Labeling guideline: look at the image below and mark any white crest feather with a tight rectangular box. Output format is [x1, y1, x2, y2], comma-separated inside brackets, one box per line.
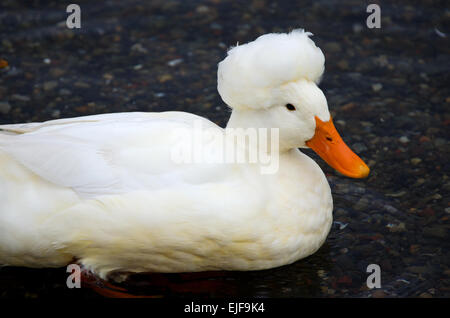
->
[217, 29, 325, 110]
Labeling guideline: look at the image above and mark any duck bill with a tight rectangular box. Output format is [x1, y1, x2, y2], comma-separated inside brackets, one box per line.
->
[306, 116, 370, 178]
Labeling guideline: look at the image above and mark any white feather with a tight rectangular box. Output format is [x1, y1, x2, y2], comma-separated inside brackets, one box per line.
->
[0, 30, 334, 278]
[218, 29, 325, 110]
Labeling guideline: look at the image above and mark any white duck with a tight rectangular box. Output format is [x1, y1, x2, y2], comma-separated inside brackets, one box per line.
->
[0, 30, 369, 281]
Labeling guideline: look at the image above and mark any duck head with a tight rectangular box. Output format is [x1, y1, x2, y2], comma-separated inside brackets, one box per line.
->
[218, 29, 369, 178]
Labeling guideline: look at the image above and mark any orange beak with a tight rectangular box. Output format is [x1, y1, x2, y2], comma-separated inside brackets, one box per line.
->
[306, 116, 370, 178]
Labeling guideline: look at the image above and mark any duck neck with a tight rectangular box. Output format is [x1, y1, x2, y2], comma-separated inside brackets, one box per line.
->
[226, 109, 252, 130]
[226, 109, 290, 155]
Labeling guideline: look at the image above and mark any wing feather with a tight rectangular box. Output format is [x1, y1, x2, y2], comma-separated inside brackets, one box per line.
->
[0, 112, 229, 198]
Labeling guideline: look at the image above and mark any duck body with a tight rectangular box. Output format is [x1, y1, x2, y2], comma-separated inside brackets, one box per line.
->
[0, 111, 332, 278]
[0, 30, 369, 280]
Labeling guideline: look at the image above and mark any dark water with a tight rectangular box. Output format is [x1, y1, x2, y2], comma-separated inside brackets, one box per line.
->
[0, 0, 448, 298]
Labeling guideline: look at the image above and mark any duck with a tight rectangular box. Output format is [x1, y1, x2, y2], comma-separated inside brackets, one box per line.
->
[0, 29, 369, 282]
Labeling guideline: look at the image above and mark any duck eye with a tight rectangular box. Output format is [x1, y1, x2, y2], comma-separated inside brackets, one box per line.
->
[285, 104, 296, 111]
